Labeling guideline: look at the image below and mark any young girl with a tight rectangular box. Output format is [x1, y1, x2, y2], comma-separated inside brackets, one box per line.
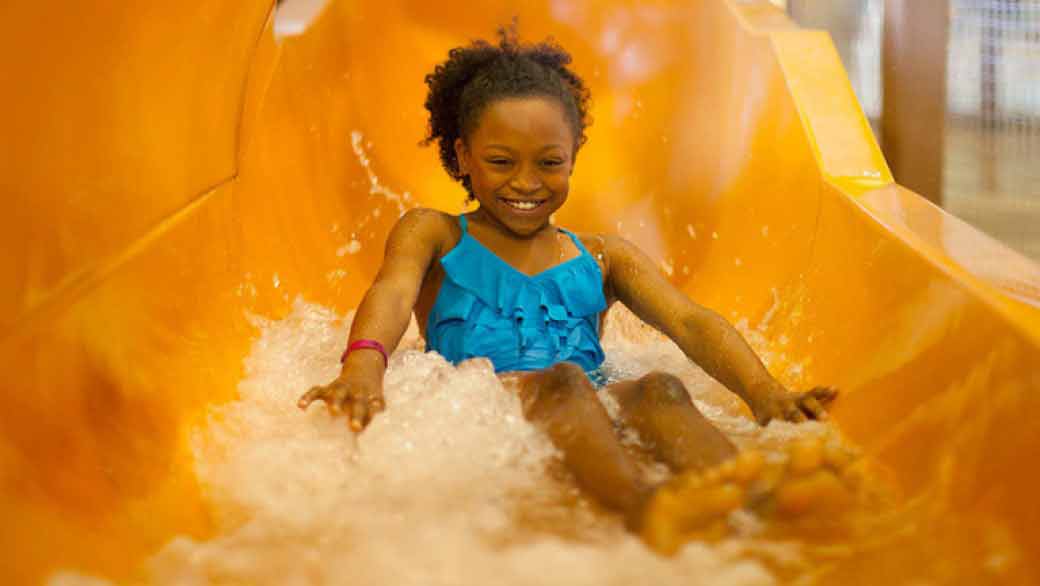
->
[299, 29, 843, 553]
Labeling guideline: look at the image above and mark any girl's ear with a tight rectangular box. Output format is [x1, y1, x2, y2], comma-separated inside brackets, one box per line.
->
[454, 138, 469, 175]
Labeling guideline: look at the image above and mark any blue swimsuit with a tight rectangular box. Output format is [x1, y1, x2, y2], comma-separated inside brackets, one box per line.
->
[425, 215, 608, 379]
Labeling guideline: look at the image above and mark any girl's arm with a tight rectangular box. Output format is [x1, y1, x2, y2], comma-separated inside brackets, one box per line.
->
[602, 235, 835, 425]
[298, 208, 443, 429]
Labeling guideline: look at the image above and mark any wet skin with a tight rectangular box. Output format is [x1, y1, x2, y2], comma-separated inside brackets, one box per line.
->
[298, 96, 840, 544]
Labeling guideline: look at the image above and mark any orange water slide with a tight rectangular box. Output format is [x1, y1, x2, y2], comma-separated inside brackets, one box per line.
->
[2, 1, 1039, 583]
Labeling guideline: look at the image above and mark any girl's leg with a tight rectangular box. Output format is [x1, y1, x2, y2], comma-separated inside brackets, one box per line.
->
[606, 371, 737, 472]
[514, 362, 651, 521]
[606, 372, 863, 555]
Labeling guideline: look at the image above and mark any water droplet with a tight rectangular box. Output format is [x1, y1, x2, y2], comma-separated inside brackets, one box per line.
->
[337, 240, 362, 257]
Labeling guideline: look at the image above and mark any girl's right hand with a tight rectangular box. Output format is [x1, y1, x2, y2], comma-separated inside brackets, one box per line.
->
[297, 375, 385, 431]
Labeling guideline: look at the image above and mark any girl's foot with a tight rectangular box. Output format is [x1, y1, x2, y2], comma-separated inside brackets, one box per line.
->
[639, 438, 860, 555]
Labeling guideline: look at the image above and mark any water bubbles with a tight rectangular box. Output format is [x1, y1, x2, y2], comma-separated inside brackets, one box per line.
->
[336, 240, 361, 257]
[235, 282, 258, 298]
[325, 269, 348, 284]
[660, 258, 674, 276]
[54, 301, 846, 586]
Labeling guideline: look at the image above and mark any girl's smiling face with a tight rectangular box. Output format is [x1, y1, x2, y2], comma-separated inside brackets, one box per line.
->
[455, 97, 576, 237]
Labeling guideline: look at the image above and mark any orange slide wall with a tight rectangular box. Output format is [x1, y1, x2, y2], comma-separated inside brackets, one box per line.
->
[2, 0, 1039, 583]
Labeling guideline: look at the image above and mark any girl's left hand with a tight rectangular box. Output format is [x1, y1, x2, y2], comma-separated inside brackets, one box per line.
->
[748, 382, 838, 425]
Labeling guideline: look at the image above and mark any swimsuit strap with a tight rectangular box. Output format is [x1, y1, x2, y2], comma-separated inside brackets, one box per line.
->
[558, 227, 593, 258]
[458, 214, 468, 233]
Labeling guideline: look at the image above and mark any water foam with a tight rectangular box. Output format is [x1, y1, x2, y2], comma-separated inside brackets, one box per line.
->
[53, 298, 849, 586]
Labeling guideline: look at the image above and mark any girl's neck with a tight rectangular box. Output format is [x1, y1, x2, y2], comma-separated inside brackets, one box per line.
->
[468, 208, 556, 242]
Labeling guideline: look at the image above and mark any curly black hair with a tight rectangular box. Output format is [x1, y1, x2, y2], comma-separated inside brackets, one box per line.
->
[421, 24, 592, 198]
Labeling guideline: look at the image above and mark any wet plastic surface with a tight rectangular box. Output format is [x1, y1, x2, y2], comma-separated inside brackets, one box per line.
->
[2, 0, 1039, 583]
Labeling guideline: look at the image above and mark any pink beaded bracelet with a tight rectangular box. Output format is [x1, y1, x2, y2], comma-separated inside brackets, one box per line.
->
[340, 339, 389, 367]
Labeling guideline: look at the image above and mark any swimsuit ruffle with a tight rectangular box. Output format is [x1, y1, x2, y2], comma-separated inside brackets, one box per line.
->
[430, 234, 607, 373]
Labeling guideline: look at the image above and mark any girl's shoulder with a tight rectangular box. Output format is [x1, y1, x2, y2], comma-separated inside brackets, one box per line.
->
[392, 207, 464, 254]
[561, 230, 611, 275]
[567, 231, 628, 261]
[566, 232, 653, 278]
[568, 231, 606, 256]
[397, 206, 455, 226]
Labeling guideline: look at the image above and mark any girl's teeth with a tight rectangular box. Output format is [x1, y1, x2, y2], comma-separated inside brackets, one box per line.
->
[505, 200, 540, 210]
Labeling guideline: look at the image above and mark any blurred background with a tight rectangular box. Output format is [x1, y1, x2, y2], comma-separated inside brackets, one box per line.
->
[783, 0, 1039, 260]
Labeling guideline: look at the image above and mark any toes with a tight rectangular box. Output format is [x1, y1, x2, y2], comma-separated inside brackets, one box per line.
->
[641, 462, 753, 555]
[731, 451, 765, 484]
[764, 438, 861, 518]
[701, 466, 723, 486]
[700, 483, 744, 515]
[731, 451, 765, 483]
[643, 439, 866, 554]
[717, 458, 738, 480]
[774, 470, 855, 517]
[677, 451, 765, 492]
[641, 499, 682, 556]
[822, 442, 857, 470]
[787, 438, 824, 476]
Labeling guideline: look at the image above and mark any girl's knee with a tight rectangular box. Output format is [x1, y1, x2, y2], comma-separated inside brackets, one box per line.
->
[523, 362, 594, 410]
[638, 371, 692, 406]
[543, 361, 590, 389]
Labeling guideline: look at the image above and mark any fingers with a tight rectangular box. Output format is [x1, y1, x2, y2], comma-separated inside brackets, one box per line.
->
[799, 387, 838, 421]
[368, 395, 386, 413]
[809, 386, 839, 405]
[297, 386, 325, 410]
[786, 387, 838, 422]
[297, 384, 354, 419]
[351, 396, 386, 431]
[299, 379, 385, 431]
[758, 386, 838, 425]
[784, 406, 808, 423]
[799, 396, 827, 420]
[349, 400, 369, 431]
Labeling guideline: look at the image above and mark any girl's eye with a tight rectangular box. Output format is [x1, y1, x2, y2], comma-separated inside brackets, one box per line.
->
[541, 159, 564, 168]
[487, 158, 512, 166]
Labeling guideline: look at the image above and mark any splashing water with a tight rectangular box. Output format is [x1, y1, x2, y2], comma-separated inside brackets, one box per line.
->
[52, 298, 857, 586]
[350, 130, 410, 218]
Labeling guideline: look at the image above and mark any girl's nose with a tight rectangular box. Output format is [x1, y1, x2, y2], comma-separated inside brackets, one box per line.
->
[509, 165, 542, 193]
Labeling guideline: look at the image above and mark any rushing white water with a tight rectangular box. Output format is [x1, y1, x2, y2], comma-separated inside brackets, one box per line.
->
[52, 298, 846, 586]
